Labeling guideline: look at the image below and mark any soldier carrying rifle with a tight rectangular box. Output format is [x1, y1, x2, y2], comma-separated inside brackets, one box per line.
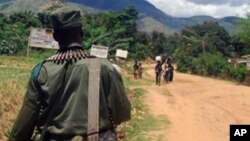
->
[9, 10, 131, 141]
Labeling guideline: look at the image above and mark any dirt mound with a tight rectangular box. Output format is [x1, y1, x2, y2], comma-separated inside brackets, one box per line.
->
[145, 56, 155, 64]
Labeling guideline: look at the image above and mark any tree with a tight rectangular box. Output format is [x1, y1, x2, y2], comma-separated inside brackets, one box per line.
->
[0, 12, 39, 55]
[38, 12, 52, 28]
[9, 11, 40, 27]
[237, 13, 250, 54]
[81, 7, 138, 57]
[182, 27, 209, 55]
[181, 21, 232, 57]
[117, 6, 138, 37]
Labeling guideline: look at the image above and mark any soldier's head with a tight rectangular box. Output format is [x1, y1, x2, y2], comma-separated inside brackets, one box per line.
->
[51, 10, 83, 49]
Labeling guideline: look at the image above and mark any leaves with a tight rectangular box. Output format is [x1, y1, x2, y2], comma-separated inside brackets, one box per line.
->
[181, 21, 232, 57]
[82, 7, 138, 56]
[236, 15, 250, 54]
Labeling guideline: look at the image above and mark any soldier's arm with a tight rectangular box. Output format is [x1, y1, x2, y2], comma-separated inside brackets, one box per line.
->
[107, 66, 131, 125]
[9, 65, 42, 141]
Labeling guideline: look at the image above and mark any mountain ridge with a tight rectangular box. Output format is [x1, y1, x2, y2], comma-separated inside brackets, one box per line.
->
[0, 0, 240, 35]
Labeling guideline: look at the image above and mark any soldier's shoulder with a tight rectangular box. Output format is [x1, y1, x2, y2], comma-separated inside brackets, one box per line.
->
[31, 62, 47, 84]
[100, 59, 115, 70]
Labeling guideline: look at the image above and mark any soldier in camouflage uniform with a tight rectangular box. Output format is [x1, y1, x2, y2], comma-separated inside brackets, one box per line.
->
[9, 10, 131, 141]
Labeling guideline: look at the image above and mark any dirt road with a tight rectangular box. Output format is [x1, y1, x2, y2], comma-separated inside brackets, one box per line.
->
[143, 64, 250, 141]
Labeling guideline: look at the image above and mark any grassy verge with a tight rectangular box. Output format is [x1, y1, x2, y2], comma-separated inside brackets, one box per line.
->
[121, 73, 170, 141]
[0, 55, 43, 140]
[124, 66, 154, 87]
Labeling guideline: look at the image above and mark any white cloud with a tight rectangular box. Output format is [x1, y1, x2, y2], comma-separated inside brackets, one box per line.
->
[147, 0, 249, 18]
[186, 0, 248, 6]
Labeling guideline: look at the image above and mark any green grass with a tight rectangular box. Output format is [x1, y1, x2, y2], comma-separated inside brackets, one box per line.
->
[123, 112, 168, 141]
[123, 76, 154, 89]
[0, 68, 29, 138]
[133, 88, 144, 98]
[0, 55, 42, 139]
[121, 87, 170, 141]
[122, 64, 171, 140]
[127, 66, 134, 74]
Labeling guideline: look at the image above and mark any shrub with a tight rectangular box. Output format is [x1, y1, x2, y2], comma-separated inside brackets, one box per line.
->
[175, 50, 193, 73]
[0, 40, 18, 55]
[176, 52, 248, 82]
[234, 64, 248, 82]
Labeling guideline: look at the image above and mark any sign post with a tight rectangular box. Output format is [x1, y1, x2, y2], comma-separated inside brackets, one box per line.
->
[90, 45, 109, 58]
[27, 28, 59, 60]
[28, 28, 59, 49]
[115, 49, 128, 59]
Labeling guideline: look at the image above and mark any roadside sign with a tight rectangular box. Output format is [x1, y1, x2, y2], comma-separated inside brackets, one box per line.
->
[116, 49, 128, 59]
[90, 45, 109, 58]
[28, 28, 59, 49]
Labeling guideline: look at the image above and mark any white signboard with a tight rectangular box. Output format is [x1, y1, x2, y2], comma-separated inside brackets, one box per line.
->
[90, 45, 109, 58]
[28, 28, 59, 49]
[155, 56, 162, 61]
[247, 62, 250, 70]
[116, 49, 128, 59]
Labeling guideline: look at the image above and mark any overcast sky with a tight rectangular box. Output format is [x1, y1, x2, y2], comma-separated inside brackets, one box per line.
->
[147, 0, 249, 18]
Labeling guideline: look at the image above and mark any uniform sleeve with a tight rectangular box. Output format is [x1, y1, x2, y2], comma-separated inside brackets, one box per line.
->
[9, 67, 42, 141]
[107, 68, 131, 125]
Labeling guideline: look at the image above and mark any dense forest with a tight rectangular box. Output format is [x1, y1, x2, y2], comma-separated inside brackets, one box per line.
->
[0, 6, 249, 81]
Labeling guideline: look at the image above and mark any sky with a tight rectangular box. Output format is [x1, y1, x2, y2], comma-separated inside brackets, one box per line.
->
[147, 0, 250, 18]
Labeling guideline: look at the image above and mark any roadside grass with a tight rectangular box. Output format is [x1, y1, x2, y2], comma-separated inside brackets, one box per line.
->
[0, 67, 30, 139]
[0, 55, 43, 140]
[122, 74, 170, 141]
[123, 76, 153, 87]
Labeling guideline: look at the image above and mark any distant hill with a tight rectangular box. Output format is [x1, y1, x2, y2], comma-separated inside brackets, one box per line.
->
[137, 17, 175, 35]
[0, 0, 240, 35]
[0, 0, 99, 14]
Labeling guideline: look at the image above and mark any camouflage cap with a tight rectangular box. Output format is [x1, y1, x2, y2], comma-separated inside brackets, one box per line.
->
[51, 10, 82, 31]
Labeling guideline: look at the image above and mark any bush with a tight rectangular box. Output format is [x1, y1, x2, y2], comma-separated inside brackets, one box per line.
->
[0, 40, 18, 55]
[175, 50, 193, 73]
[195, 53, 228, 76]
[176, 52, 248, 82]
[222, 64, 248, 82]
[235, 65, 247, 82]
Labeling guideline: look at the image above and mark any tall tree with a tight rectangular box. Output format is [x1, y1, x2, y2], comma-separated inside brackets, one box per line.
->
[181, 21, 232, 57]
[237, 13, 250, 54]
[81, 7, 139, 56]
